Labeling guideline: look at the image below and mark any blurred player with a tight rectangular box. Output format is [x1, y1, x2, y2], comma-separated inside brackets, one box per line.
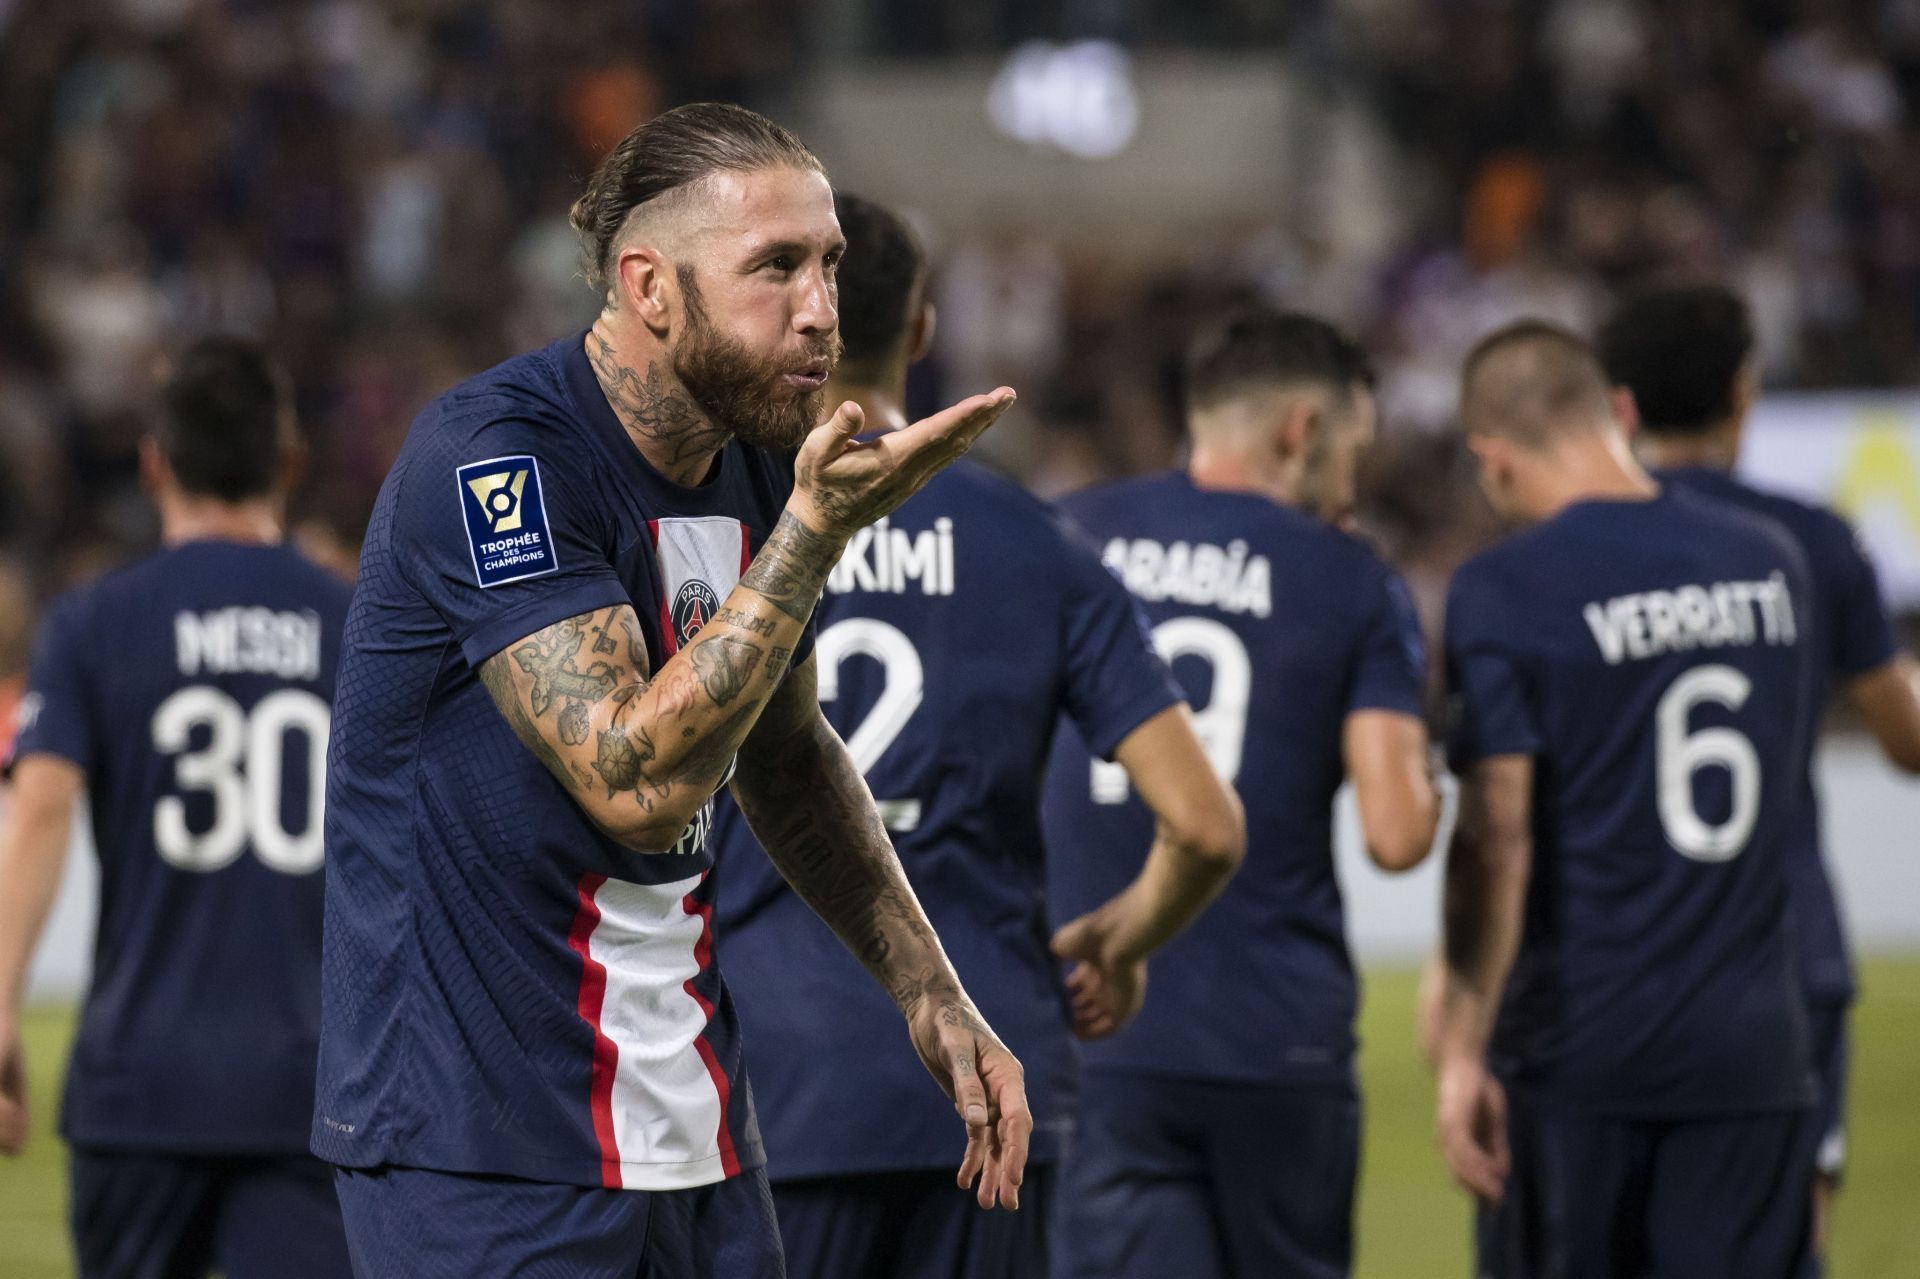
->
[1600, 282, 1920, 1273]
[1438, 321, 1819, 1278]
[710, 193, 1245, 1279]
[313, 105, 1030, 1278]
[0, 339, 353, 1279]
[1043, 310, 1440, 1279]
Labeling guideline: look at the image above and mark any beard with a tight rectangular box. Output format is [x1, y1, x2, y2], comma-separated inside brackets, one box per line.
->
[673, 267, 841, 451]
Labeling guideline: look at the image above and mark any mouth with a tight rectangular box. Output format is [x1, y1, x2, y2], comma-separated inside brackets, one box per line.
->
[781, 360, 829, 391]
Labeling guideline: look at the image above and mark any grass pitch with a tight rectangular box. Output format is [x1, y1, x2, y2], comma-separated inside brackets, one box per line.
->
[4, 960, 1916, 1277]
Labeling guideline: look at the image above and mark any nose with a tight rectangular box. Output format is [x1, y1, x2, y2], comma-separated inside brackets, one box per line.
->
[792, 268, 837, 337]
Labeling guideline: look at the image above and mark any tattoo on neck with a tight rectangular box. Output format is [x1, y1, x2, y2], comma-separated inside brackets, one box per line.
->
[585, 331, 730, 468]
[740, 510, 836, 624]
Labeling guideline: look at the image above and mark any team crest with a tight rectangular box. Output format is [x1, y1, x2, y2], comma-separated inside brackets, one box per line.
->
[672, 580, 721, 647]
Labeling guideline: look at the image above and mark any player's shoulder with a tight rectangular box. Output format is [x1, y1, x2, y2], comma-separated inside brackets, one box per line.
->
[402, 336, 587, 466]
[935, 457, 1066, 527]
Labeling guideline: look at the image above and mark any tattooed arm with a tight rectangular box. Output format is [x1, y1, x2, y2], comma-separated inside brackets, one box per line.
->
[730, 655, 1033, 1211]
[477, 388, 1017, 851]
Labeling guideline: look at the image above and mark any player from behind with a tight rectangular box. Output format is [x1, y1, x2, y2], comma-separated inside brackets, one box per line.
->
[313, 105, 1030, 1278]
[1600, 283, 1920, 1274]
[0, 339, 353, 1279]
[1042, 310, 1440, 1279]
[1437, 322, 1819, 1278]
[710, 193, 1245, 1279]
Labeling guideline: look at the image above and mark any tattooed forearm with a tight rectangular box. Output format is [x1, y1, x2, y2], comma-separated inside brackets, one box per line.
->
[585, 330, 731, 470]
[688, 635, 763, 706]
[592, 723, 659, 797]
[764, 646, 792, 685]
[714, 605, 777, 638]
[739, 511, 838, 624]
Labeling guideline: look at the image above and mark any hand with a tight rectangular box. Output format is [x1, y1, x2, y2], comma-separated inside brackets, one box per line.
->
[904, 983, 1032, 1211]
[1050, 902, 1147, 1040]
[788, 389, 1015, 542]
[0, 1016, 27, 1156]
[1436, 1054, 1509, 1204]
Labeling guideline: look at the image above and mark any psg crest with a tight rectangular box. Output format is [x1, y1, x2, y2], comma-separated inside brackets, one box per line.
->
[672, 580, 721, 647]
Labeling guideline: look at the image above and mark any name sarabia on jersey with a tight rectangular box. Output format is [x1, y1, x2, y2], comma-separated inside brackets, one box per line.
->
[1100, 537, 1273, 619]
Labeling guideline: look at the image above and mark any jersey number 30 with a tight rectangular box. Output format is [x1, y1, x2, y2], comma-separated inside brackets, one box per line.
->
[150, 686, 331, 875]
[1657, 664, 1760, 862]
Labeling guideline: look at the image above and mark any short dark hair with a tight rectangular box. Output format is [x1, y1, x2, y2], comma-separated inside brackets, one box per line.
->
[832, 192, 927, 366]
[1460, 319, 1614, 445]
[570, 102, 824, 291]
[1598, 283, 1754, 436]
[157, 337, 293, 501]
[1184, 309, 1375, 416]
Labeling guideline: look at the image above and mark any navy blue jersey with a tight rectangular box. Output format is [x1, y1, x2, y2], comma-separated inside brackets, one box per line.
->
[1659, 466, 1899, 1004]
[314, 332, 813, 1191]
[9, 541, 351, 1153]
[1445, 489, 1819, 1115]
[711, 460, 1180, 1179]
[1041, 472, 1427, 1087]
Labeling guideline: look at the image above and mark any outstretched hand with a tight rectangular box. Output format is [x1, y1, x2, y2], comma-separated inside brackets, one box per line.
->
[789, 389, 1015, 541]
[904, 982, 1032, 1211]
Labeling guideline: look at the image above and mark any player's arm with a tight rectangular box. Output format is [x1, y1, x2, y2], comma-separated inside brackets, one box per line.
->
[478, 394, 1013, 854]
[0, 754, 83, 1155]
[1434, 752, 1533, 1205]
[1846, 653, 1920, 774]
[1050, 705, 1243, 1039]
[729, 654, 1032, 1211]
[1344, 709, 1441, 872]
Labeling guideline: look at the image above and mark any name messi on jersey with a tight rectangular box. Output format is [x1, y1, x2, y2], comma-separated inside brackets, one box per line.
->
[175, 607, 323, 680]
[1583, 572, 1797, 666]
[1102, 538, 1273, 618]
[827, 516, 956, 597]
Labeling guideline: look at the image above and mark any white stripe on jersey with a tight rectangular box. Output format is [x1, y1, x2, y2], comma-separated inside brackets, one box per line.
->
[653, 516, 750, 655]
[584, 872, 729, 1190]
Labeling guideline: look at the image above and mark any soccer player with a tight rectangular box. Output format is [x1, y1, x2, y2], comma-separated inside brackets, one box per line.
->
[313, 104, 1031, 1277]
[1043, 309, 1440, 1279]
[710, 192, 1245, 1279]
[1600, 282, 1920, 1273]
[1437, 321, 1820, 1278]
[0, 339, 353, 1279]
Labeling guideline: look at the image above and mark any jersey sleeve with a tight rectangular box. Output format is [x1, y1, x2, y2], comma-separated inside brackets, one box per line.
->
[1821, 516, 1900, 679]
[1348, 560, 1427, 718]
[7, 593, 97, 776]
[393, 411, 634, 668]
[1444, 562, 1541, 767]
[1055, 515, 1183, 760]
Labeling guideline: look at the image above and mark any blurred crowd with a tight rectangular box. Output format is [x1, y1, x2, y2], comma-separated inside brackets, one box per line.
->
[2, 0, 1918, 635]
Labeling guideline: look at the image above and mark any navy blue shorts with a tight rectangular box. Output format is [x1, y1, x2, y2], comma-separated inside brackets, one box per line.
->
[1476, 1099, 1816, 1279]
[1056, 1071, 1358, 1279]
[333, 1163, 784, 1279]
[68, 1147, 351, 1279]
[771, 1164, 1054, 1279]
[1807, 1001, 1849, 1182]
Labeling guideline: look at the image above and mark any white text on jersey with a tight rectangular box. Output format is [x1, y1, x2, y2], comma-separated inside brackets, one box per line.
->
[1582, 572, 1797, 665]
[175, 608, 323, 681]
[827, 517, 956, 597]
[1102, 538, 1273, 618]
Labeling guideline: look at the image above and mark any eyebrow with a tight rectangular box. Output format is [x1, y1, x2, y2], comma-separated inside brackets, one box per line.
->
[747, 237, 848, 262]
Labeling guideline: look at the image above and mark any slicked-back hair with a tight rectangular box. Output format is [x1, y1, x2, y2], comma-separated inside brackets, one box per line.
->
[1460, 319, 1615, 446]
[833, 192, 927, 367]
[158, 337, 294, 501]
[1185, 308, 1375, 418]
[570, 102, 824, 291]
[1599, 283, 1754, 437]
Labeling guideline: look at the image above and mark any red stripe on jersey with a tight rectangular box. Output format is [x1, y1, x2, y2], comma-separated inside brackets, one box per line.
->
[738, 523, 753, 575]
[680, 874, 741, 1178]
[566, 872, 623, 1188]
[646, 519, 677, 657]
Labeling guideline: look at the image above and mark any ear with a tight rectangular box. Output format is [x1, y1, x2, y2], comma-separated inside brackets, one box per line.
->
[615, 245, 674, 336]
[138, 437, 169, 498]
[908, 301, 937, 365]
[1273, 400, 1316, 461]
[1610, 385, 1641, 440]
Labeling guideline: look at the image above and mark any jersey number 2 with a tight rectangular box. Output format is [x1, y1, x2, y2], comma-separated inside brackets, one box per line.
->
[1656, 664, 1761, 862]
[816, 618, 925, 832]
[150, 686, 331, 874]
